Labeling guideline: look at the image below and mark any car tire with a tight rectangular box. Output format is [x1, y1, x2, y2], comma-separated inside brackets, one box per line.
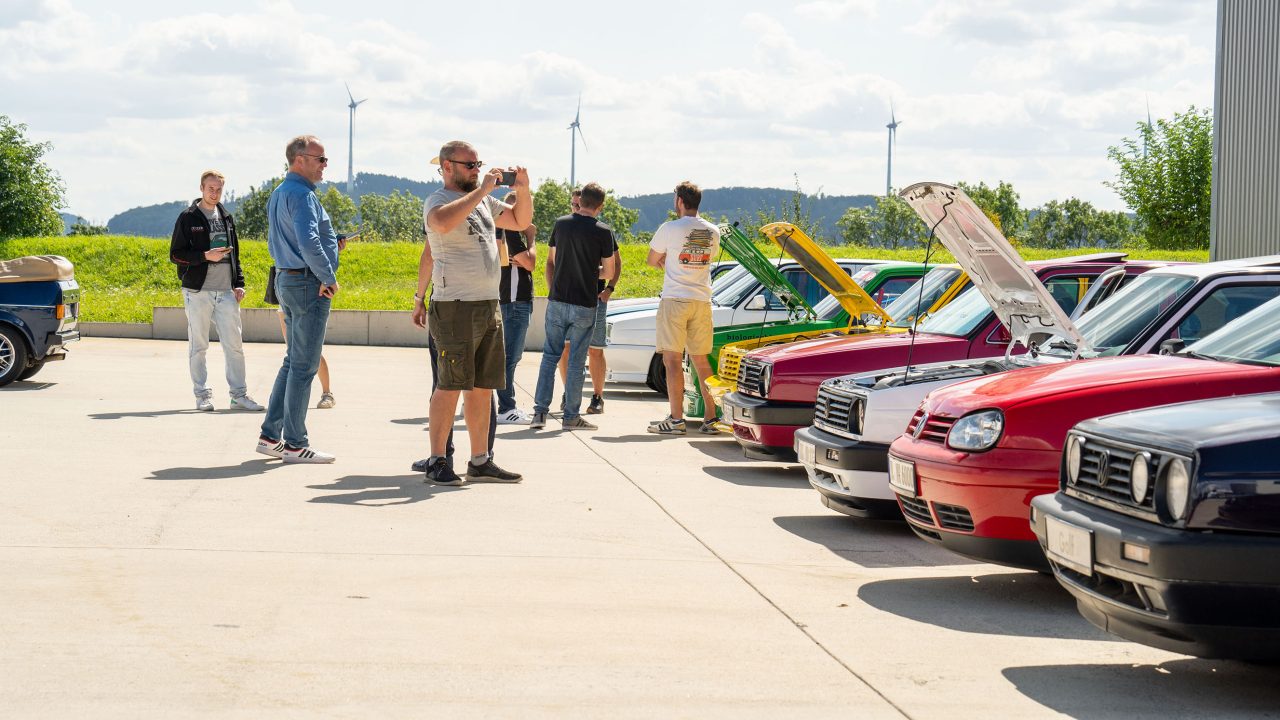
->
[18, 358, 45, 381]
[645, 352, 668, 396]
[0, 325, 30, 387]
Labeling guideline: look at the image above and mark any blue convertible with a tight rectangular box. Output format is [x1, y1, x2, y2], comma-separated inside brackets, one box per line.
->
[0, 255, 81, 386]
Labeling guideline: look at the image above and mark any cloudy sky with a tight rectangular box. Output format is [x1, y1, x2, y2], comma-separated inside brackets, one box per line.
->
[2, 0, 1215, 222]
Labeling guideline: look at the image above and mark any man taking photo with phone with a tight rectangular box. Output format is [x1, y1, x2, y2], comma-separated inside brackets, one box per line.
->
[412, 140, 531, 486]
[169, 169, 263, 413]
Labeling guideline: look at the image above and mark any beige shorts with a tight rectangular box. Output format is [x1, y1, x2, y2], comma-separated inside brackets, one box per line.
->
[656, 298, 713, 356]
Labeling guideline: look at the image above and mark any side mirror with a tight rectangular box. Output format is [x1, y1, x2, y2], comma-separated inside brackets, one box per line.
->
[1159, 338, 1186, 356]
[745, 295, 767, 311]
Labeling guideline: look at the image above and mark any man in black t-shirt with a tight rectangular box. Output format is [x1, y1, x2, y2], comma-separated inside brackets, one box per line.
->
[496, 191, 537, 424]
[530, 182, 616, 431]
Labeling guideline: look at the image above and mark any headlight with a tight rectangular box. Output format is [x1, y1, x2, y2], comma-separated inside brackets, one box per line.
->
[1163, 458, 1192, 520]
[855, 399, 866, 434]
[1130, 452, 1151, 504]
[946, 409, 1004, 452]
[760, 363, 774, 396]
[1065, 435, 1083, 484]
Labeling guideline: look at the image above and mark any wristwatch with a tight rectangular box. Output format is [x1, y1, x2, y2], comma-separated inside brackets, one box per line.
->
[605, 284, 616, 291]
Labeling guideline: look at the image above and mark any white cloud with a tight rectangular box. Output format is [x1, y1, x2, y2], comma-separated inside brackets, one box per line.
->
[795, 0, 877, 21]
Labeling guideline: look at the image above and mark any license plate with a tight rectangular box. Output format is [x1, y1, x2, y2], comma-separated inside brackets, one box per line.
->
[888, 456, 917, 497]
[1045, 515, 1093, 576]
[796, 439, 816, 465]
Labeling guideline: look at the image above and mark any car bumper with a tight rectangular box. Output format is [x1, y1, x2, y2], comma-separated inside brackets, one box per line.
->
[795, 426, 899, 518]
[887, 440, 1061, 570]
[722, 391, 813, 460]
[41, 328, 80, 358]
[1031, 492, 1280, 660]
[604, 342, 653, 384]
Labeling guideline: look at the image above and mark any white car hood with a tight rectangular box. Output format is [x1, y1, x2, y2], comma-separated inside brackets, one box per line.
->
[899, 182, 1091, 355]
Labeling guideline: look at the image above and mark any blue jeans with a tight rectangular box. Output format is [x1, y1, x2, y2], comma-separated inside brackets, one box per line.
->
[497, 301, 533, 413]
[261, 270, 330, 448]
[181, 288, 247, 398]
[534, 300, 595, 420]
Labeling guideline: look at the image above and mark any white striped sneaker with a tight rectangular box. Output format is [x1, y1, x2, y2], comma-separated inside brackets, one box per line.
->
[281, 445, 336, 464]
[256, 437, 287, 458]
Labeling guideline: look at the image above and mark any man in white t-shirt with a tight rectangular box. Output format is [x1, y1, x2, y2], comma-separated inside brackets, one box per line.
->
[410, 140, 531, 486]
[645, 181, 721, 435]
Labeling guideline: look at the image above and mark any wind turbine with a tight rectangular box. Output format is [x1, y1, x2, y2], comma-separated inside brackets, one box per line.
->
[345, 82, 368, 196]
[885, 103, 901, 196]
[568, 95, 587, 188]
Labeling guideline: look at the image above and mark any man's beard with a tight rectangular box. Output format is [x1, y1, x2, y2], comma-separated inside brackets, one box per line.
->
[455, 171, 478, 192]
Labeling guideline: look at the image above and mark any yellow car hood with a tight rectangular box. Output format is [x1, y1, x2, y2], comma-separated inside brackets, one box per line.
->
[759, 222, 890, 325]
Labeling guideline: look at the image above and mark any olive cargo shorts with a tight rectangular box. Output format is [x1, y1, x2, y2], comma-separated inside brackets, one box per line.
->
[428, 299, 506, 390]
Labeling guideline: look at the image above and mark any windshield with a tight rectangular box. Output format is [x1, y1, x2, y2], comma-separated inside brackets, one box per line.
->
[914, 285, 992, 337]
[710, 267, 755, 306]
[885, 268, 965, 328]
[1184, 294, 1280, 366]
[814, 294, 843, 320]
[1046, 274, 1198, 357]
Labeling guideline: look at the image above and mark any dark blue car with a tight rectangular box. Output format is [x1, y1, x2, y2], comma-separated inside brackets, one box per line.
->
[1032, 392, 1280, 660]
[0, 255, 81, 386]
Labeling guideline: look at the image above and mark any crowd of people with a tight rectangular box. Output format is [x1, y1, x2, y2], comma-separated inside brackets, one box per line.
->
[169, 135, 723, 485]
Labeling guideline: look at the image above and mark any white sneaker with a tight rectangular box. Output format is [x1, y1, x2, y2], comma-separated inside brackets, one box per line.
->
[195, 392, 214, 412]
[256, 437, 286, 458]
[230, 395, 265, 412]
[281, 445, 336, 464]
[496, 409, 530, 425]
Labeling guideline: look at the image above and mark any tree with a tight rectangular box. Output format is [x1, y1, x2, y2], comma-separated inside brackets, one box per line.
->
[358, 190, 422, 242]
[531, 179, 640, 243]
[753, 175, 825, 242]
[1024, 198, 1135, 248]
[317, 187, 358, 235]
[68, 220, 108, 236]
[234, 176, 281, 239]
[872, 194, 929, 250]
[836, 206, 873, 245]
[0, 116, 66, 238]
[1106, 106, 1213, 250]
[956, 180, 1027, 240]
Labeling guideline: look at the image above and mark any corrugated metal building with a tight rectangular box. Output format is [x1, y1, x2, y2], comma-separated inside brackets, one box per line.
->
[1211, 0, 1280, 260]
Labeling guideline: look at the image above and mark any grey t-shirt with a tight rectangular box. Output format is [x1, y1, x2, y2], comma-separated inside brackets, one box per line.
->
[201, 205, 233, 291]
[423, 189, 509, 302]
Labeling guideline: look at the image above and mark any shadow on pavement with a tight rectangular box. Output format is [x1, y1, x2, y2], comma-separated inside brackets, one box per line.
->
[1003, 659, 1280, 718]
[91, 408, 204, 420]
[602, 389, 660, 402]
[688, 439, 748, 462]
[857, 572, 1116, 640]
[149, 458, 282, 480]
[774, 514, 974, 569]
[389, 417, 427, 426]
[307, 473, 463, 506]
[703, 465, 807, 488]
[593, 434, 670, 444]
[2, 381, 57, 391]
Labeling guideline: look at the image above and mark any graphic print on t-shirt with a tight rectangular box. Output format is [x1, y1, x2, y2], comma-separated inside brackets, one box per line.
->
[678, 227, 715, 266]
[207, 208, 229, 251]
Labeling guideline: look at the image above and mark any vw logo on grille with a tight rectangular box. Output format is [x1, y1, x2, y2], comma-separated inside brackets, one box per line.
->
[913, 413, 929, 438]
[1096, 450, 1111, 487]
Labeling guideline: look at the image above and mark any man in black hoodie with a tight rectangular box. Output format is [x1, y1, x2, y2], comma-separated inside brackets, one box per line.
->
[169, 170, 263, 412]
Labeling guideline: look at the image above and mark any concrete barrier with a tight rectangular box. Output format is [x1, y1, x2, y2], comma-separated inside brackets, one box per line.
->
[80, 297, 554, 350]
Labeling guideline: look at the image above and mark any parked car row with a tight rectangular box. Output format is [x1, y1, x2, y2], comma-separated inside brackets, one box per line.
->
[604, 182, 1280, 662]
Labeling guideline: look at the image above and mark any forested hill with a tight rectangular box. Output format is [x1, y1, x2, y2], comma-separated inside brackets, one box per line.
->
[101, 173, 875, 239]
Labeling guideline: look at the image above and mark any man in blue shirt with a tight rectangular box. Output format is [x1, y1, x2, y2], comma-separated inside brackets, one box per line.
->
[256, 135, 342, 463]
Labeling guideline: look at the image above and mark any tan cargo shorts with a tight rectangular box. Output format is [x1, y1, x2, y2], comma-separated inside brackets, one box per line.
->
[428, 299, 506, 390]
[655, 298, 713, 356]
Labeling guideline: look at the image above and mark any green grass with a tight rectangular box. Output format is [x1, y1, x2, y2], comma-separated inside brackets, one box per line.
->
[1, 236, 1209, 323]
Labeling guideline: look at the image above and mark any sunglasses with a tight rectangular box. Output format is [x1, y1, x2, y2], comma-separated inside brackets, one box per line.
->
[446, 159, 484, 170]
[300, 153, 329, 164]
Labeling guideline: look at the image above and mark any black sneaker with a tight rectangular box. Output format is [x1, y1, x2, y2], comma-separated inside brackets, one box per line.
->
[586, 394, 604, 414]
[424, 457, 465, 486]
[466, 459, 523, 483]
[529, 411, 548, 429]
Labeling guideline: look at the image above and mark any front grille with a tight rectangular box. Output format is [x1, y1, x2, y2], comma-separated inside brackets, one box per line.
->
[898, 495, 935, 526]
[719, 348, 743, 383]
[738, 357, 767, 397]
[1067, 435, 1159, 517]
[905, 410, 956, 445]
[934, 503, 974, 532]
[1055, 564, 1166, 616]
[814, 385, 863, 438]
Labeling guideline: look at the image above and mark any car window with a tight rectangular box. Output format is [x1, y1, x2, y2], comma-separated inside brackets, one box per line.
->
[885, 267, 966, 328]
[872, 276, 919, 306]
[1188, 293, 1280, 366]
[712, 269, 760, 307]
[1074, 274, 1198, 356]
[915, 286, 992, 336]
[1044, 276, 1090, 318]
[1160, 284, 1280, 346]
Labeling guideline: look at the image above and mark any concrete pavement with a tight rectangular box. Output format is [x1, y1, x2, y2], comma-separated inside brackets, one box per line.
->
[2, 338, 1278, 718]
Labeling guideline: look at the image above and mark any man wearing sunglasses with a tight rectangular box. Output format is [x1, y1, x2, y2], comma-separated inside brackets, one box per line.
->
[412, 140, 532, 486]
[255, 135, 342, 464]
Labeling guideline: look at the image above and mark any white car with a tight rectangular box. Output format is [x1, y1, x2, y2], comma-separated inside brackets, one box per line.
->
[605, 257, 883, 389]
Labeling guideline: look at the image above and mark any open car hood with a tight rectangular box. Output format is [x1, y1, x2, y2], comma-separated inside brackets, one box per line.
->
[759, 222, 890, 324]
[718, 223, 816, 321]
[899, 182, 1091, 355]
